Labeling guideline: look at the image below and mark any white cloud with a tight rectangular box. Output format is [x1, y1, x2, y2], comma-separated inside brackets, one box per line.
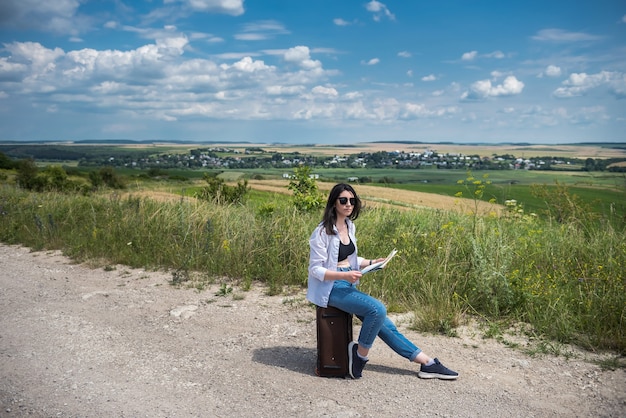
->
[333, 18, 351, 26]
[421, 74, 436, 82]
[344, 102, 370, 119]
[229, 56, 271, 72]
[344, 91, 362, 100]
[401, 103, 458, 119]
[364, 58, 380, 66]
[622, 15, 626, 23]
[266, 85, 305, 96]
[544, 65, 562, 77]
[284, 46, 310, 63]
[283, 46, 322, 70]
[406, 70, 413, 77]
[214, 51, 259, 60]
[397, 51, 411, 58]
[190, 32, 224, 43]
[0, 57, 28, 82]
[461, 51, 477, 61]
[235, 20, 289, 41]
[165, 0, 244, 16]
[484, 51, 505, 59]
[553, 71, 626, 99]
[531, 28, 603, 42]
[365, 1, 395, 21]
[462, 50, 505, 61]
[5, 41, 65, 72]
[0, 0, 88, 35]
[293, 103, 337, 120]
[311, 85, 339, 97]
[462, 76, 525, 100]
[0, 40, 317, 119]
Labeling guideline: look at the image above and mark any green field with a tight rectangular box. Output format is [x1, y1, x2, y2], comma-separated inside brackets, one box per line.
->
[174, 167, 625, 218]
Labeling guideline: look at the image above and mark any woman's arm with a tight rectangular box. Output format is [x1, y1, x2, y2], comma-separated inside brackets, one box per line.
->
[359, 257, 386, 269]
[324, 268, 360, 282]
[308, 227, 333, 281]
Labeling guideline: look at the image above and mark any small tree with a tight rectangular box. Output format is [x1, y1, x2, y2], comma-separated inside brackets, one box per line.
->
[287, 166, 324, 212]
[101, 167, 125, 189]
[43, 165, 69, 191]
[15, 158, 39, 190]
[0, 152, 15, 169]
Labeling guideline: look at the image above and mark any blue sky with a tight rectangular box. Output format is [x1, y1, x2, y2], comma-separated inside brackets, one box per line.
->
[0, 0, 625, 144]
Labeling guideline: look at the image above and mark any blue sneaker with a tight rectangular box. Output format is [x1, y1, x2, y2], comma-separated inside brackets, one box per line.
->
[418, 358, 458, 380]
[348, 341, 368, 379]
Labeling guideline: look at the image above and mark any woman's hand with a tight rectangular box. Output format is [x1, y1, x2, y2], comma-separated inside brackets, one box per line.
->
[361, 257, 386, 269]
[345, 270, 362, 284]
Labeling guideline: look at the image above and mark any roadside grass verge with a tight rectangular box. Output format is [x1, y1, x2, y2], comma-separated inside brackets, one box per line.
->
[0, 184, 624, 355]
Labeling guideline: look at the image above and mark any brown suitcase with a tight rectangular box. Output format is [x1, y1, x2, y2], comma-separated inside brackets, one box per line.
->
[315, 305, 353, 378]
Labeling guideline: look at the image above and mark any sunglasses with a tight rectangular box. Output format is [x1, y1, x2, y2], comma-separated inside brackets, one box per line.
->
[337, 197, 357, 205]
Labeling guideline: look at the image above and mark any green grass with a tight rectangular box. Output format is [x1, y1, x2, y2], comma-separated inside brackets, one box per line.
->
[387, 181, 625, 217]
[1, 183, 624, 354]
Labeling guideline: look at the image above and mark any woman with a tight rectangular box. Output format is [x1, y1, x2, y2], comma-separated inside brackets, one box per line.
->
[307, 183, 458, 380]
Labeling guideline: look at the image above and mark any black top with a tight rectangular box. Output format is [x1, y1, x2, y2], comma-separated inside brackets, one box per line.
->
[338, 238, 355, 262]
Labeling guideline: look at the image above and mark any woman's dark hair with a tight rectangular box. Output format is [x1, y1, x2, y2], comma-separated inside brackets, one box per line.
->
[321, 183, 362, 235]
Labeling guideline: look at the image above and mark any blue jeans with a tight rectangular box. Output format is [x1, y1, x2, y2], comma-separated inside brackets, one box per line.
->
[328, 277, 422, 361]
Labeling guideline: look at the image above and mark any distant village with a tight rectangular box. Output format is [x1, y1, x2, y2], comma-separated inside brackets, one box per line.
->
[86, 146, 623, 172]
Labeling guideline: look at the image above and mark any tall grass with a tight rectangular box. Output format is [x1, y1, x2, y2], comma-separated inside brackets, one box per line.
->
[1, 184, 624, 353]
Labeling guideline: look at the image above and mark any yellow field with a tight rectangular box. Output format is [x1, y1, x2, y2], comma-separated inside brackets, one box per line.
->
[254, 143, 626, 159]
[249, 179, 501, 215]
[105, 141, 626, 160]
[125, 179, 501, 216]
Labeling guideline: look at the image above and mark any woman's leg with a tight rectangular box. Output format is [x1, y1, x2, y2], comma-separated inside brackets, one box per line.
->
[328, 281, 386, 355]
[331, 282, 426, 363]
[377, 316, 423, 362]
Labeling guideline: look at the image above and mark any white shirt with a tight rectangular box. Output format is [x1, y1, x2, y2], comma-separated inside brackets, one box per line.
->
[306, 219, 365, 307]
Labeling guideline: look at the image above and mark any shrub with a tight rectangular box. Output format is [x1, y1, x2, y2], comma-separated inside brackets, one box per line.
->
[195, 174, 249, 205]
[287, 166, 324, 212]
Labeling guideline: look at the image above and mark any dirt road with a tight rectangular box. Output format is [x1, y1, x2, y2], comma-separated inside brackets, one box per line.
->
[1, 244, 624, 417]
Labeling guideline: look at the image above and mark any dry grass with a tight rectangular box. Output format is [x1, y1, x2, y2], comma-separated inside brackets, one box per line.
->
[121, 190, 188, 203]
[247, 179, 502, 215]
[228, 142, 626, 159]
[122, 179, 502, 215]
